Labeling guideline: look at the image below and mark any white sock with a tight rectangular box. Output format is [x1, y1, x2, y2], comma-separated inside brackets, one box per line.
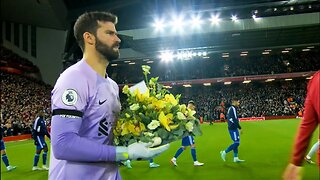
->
[307, 141, 319, 158]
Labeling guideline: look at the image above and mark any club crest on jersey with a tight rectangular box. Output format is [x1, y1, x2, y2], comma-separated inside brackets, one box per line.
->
[62, 89, 78, 106]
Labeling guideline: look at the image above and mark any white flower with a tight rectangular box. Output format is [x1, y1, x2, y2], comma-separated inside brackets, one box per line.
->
[147, 120, 160, 130]
[129, 103, 140, 111]
[143, 132, 154, 137]
[185, 122, 194, 132]
[151, 137, 162, 147]
[177, 112, 186, 120]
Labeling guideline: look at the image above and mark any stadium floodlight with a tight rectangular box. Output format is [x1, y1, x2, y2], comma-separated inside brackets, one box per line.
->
[183, 84, 192, 87]
[274, 8, 277, 11]
[202, 51, 207, 56]
[282, 50, 289, 53]
[285, 78, 293, 81]
[203, 83, 211, 86]
[146, 61, 154, 64]
[210, 14, 221, 25]
[222, 54, 230, 58]
[265, 78, 275, 82]
[224, 82, 232, 85]
[285, 48, 292, 50]
[243, 80, 251, 84]
[231, 15, 238, 22]
[111, 64, 117, 66]
[264, 49, 272, 52]
[152, 19, 165, 31]
[306, 76, 313, 80]
[262, 52, 270, 55]
[302, 48, 310, 51]
[124, 60, 131, 63]
[191, 14, 203, 29]
[240, 53, 247, 56]
[171, 14, 185, 33]
[163, 85, 172, 89]
[307, 46, 314, 48]
[128, 62, 135, 65]
[203, 56, 210, 59]
[159, 51, 174, 62]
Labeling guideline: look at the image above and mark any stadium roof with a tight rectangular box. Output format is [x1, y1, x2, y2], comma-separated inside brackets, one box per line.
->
[1, 0, 319, 61]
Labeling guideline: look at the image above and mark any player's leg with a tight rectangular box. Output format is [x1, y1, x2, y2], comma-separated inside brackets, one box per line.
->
[171, 138, 188, 166]
[42, 145, 49, 170]
[232, 130, 244, 163]
[33, 136, 44, 170]
[191, 142, 204, 166]
[305, 141, 319, 164]
[220, 130, 236, 161]
[149, 159, 160, 168]
[1, 140, 16, 171]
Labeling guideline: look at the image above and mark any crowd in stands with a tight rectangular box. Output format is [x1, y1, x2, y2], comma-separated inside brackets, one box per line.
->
[109, 49, 319, 84]
[0, 46, 40, 73]
[1, 46, 316, 136]
[1, 71, 52, 137]
[174, 79, 307, 121]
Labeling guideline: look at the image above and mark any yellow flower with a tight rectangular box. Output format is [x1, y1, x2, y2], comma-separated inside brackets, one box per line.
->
[185, 122, 194, 132]
[122, 85, 130, 95]
[169, 124, 179, 130]
[130, 103, 140, 111]
[164, 94, 178, 106]
[125, 113, 131, 118]
[153, 99, 166, 110]
[142, 65, 151, 75]
[159, 111, 173, 131]
[187, 109, 196, 119]
[179, 104, 187, 113]
[121, 122, 132, 136]
[177, 112, 186, 120]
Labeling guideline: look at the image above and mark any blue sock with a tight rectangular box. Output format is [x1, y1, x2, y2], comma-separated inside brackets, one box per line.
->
[174, 147, 184, 158]
[43, 152, 47, 165]
[225, 144, 235, 153]
[2, 154, 9, 167]
[33, 154, 40, 166]
[191, 148, 197, 161]
[149, 159, 153, 163]
[233, 143, 239, 157]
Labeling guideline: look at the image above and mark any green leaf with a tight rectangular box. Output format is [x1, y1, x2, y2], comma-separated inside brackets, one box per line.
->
[128, 138, 137, 145]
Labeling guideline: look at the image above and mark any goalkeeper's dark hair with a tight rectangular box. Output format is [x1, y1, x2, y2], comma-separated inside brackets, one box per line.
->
[74, 11, 118, 51]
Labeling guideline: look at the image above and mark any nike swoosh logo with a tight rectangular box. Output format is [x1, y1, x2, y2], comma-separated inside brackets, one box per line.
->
[99, 99, 107, 105]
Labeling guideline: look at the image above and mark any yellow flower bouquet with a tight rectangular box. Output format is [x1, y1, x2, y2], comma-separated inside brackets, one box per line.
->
[113, 65, 202, 146]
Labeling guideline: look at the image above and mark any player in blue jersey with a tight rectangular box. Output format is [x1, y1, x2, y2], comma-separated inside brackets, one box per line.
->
[32, 110, 51, 170]
[1, 127, 16, 171]
[49, 11, 169, 180]
[220, 98, 245, 163]
[170, 100, 204, 166]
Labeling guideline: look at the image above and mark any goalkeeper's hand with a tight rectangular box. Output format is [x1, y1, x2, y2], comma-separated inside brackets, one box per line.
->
[116, 142, 169, 161]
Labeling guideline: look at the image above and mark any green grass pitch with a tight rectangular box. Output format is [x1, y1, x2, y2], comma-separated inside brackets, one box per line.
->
[1, 119, 319, 180]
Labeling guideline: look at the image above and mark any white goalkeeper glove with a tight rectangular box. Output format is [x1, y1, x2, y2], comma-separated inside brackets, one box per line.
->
[116, 142, 169, 161]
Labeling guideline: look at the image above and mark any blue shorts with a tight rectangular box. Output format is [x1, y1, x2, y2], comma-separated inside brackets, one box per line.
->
[228, 130, 240, 143]
[34, 136, 47, 150]
[182, 136, 194, 146]
[0, 140, 5, 150]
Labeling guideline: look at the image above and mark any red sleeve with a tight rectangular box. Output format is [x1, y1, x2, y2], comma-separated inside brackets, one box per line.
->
[291, 71, 320, 166]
